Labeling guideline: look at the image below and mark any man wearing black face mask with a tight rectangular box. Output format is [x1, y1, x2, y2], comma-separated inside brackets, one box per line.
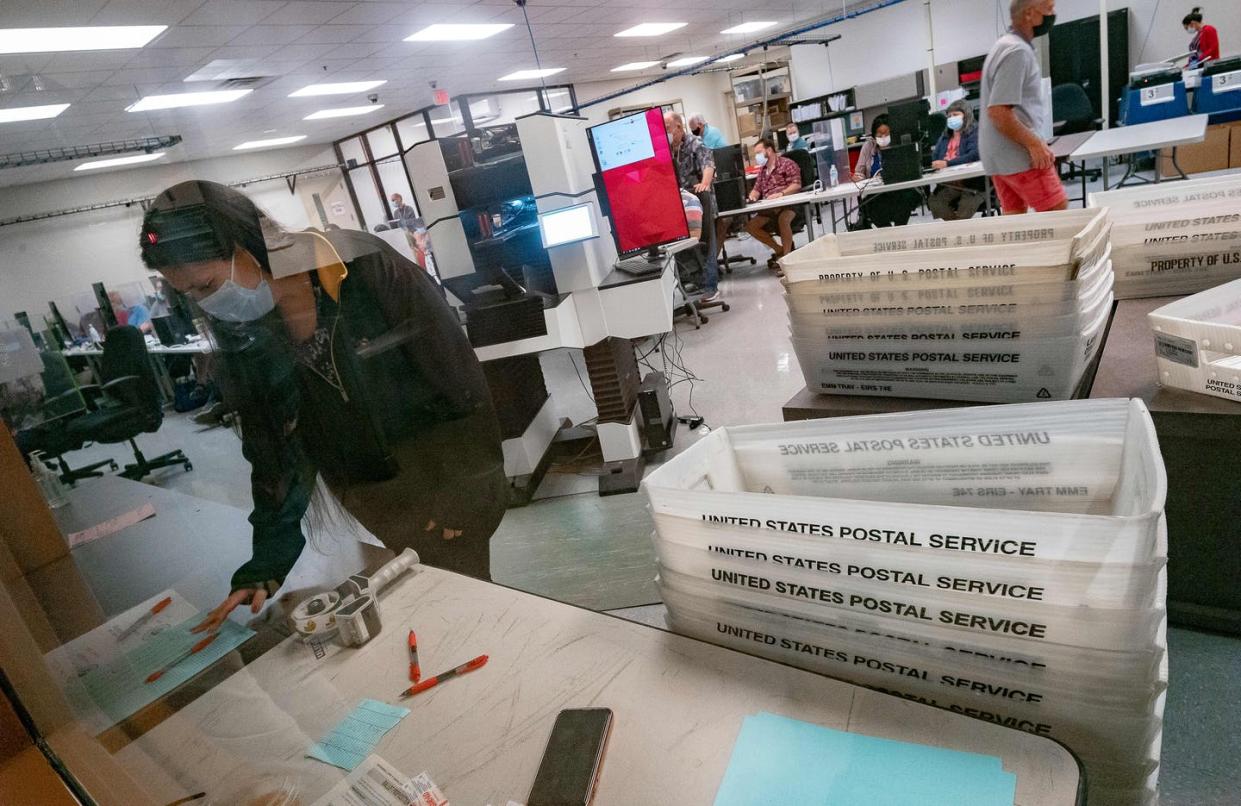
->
[979, 0, 1066, 215]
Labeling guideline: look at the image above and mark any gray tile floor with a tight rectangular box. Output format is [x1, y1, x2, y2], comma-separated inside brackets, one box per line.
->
[50, 167, 1241, 804]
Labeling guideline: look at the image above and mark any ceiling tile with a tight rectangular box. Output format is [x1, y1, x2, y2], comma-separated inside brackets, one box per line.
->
[294, 24, 371, 44]
[148, 25, 248, 48]
[39, 51, 134, 73]
[261, 2, 359, 25]
[89, 0, 207, 25]
[124, 47, 217, 69]
[229, 25, 321, 46]
[0, 0, 109, 27]
[180, 0, 290, 26]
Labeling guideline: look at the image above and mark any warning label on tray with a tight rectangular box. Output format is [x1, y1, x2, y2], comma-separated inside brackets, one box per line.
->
[705, 545, 1046, 601]
[711, 620, 1048, 703]
[706, 567, 1050, 638]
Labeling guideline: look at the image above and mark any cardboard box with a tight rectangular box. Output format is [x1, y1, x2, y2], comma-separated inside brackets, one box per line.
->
[1230, 122, 1241, 168]
[1160, 123, 1230, 176]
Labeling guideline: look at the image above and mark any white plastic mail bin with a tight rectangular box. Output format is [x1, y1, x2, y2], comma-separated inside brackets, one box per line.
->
[1148, 278, 1241, 404]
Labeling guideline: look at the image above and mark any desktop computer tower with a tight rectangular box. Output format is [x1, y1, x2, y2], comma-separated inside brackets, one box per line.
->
[638, 372, 676, 452]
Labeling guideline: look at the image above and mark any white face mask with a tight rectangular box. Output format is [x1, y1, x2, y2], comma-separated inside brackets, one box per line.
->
[755, 151, 768, 167]
[197, 253, 276, 323]
[876, 135, 891, 147]
[946, 115, 964, 131]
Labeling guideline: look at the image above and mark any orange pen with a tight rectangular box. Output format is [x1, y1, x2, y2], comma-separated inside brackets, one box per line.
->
[399, 655, 488, 699]
[145, 633, 218, 684]
[117, 596, 172, 641]
[408, 630, 421, 683]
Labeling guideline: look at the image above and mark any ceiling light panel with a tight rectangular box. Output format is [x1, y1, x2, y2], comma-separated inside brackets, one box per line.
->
[74, 152, 166, 171]
[127, 90, 252, 112]
[304, 105, 385, 120]
[289, 80, 387, 97]
[405, 24, 514, 41]
[721, 21, 778, 34]
[714, 54, 746, 63]
[0, 103, 70, 123]
[234, 135, 307, 150]
[612, 61, 660, 72]
[615, 22, 687, 37]
[498, 68, 566, 81]
[666, 56, 709, 68]
[0, 26, 167, 54]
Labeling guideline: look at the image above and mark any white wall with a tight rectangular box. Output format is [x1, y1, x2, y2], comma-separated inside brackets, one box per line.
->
[576, 72, 740, 144]
[791, 0, 1241, 101]
[0, 145, 345, 323]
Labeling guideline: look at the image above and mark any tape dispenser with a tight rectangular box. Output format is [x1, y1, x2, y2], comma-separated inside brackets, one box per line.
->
[289, 547, 419, 647]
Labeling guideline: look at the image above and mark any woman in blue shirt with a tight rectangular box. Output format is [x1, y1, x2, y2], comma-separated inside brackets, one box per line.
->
[928, 101, 985, 221]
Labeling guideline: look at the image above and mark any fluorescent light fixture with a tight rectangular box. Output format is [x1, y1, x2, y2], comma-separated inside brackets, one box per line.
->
[289, 80, 386, 97]
[539, 202, 598, 249]
[498, 67, 566, 81]
[303, 105, 385, 120]
[127, 89, 251, 112]
[666, 56, 709, 68]
[612, 61, 660, 72]
[0, 25, 166, 55]
[615, 22, 687, 37]
[405, 23, 514, 41]
[721, 21, 778, 34]
[714, 53, 745, 63]
[74, 152, 166, 172]
[0, 103, 70, 123]
[234, 135, 307, 150]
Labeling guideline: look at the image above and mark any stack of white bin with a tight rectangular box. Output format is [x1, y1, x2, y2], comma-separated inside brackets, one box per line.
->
[644, 399, 1167, 805]
[782, 209, 1114, 403]
[1089, 173, 1241, 299]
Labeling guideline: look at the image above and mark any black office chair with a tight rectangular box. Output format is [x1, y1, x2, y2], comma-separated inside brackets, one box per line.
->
[15, 351, 119, 484]
[713, 177, 756, 272]
[1052, 83, 1102, 182]
[65, 326, 191, 481]
[781, 149, 818, 238]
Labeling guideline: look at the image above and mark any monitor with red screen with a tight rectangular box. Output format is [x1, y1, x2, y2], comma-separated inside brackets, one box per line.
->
[587, 108, 689, 256]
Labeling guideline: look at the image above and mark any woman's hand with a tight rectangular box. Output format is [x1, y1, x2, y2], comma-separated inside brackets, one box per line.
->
[851, 172, 864, 183]
[931, 159, 948, 171]
[192, 586, 269, 633]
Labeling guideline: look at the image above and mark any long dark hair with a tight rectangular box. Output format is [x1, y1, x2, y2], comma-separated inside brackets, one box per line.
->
[139, 180, 271, 275]
[1182, 6, 1203, 25]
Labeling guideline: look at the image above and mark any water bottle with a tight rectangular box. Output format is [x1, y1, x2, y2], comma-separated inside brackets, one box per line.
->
[30, 451, 68, 509]
[829, 164, 839, 188]
[88, 324, 102, 344]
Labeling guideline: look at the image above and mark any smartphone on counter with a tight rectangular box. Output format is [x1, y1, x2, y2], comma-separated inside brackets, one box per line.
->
[527, 707, 614, 806]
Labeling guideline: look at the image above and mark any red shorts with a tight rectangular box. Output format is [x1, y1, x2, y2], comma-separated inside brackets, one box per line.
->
[992, 165, 1067, 214]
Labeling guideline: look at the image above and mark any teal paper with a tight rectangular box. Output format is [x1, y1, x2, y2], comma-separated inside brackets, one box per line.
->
[308, 699, 411, 771]
[75, 616, 254, 729]
[714, 712, 1016, 806]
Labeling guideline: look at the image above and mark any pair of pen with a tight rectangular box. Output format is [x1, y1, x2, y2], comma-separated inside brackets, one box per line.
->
[402, 629, 487, 699]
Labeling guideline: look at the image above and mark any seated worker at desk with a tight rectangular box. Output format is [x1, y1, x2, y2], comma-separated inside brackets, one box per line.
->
[927, 100, 985, 221]
[852, 115, 922, 228]
[138, 180, 507, 632]
[784, 122, 809, 151]
[743, 137, 803, 271]
[108, 290, 153, 334]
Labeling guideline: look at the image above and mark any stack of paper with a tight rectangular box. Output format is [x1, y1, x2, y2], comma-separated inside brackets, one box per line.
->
[780, 209, 1113, 403]
[1089, 174, 1241, 299]
[643, 399, 1167, 805]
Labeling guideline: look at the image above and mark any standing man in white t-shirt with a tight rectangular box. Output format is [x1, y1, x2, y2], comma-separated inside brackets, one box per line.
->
[979, 0, 1066, 215]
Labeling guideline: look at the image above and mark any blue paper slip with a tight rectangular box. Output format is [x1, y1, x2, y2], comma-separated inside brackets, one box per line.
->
[73, 615, 254, 730]
[308, 699, 411, 771]
[714, 712, 1017, 806]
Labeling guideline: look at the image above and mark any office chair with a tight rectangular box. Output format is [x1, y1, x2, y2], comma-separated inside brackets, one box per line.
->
[1052, 83, 1103, 182]
[65, 326, 191, 481]
[713, 177, 756, 272]
[673, 242, 731, 327]
[14, 352, 119, 484]
[782, 149, 819, 240]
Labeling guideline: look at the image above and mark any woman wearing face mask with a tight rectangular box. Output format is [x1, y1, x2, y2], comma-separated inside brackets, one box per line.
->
[139, 180, 508, 633]
[851, 115, 922, 228]
[928, 101, 985, 221]
[1183, 8, 1220, 68]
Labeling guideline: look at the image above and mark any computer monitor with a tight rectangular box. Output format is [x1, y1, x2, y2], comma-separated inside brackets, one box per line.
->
[586, 108, 689, 257]
[880, 143, 922, 183]
[887, 99, 927, 146]
[712, 145, 745, 181]
[538, 202, 599, 249]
